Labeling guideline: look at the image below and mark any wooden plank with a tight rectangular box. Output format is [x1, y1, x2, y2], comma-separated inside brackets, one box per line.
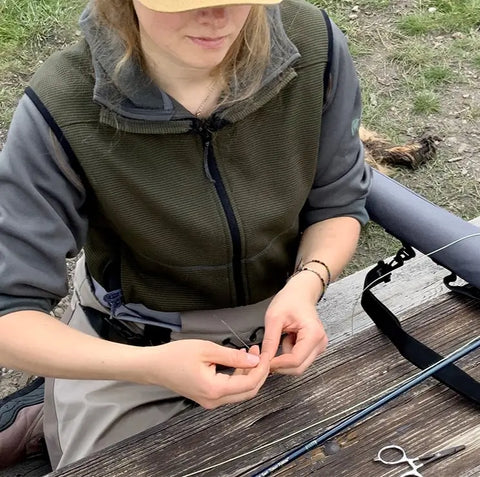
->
[255, 295, 480, 476]
[48, 293, 480, 477]
[320, 216, 480, 344]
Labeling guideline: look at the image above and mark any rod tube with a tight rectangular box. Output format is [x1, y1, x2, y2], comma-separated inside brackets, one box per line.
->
[366, 170, 480, 289]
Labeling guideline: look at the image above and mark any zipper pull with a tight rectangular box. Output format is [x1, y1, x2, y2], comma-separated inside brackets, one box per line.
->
[191, 118, 216, 183]
[203, 138, 216, 183]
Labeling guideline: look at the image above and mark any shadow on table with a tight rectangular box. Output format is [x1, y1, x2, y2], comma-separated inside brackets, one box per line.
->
[0, 456, 51, 477]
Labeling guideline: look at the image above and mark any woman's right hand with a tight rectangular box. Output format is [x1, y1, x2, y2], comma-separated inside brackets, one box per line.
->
[0, 312, 269, 409]
[137, 339, 270, 409]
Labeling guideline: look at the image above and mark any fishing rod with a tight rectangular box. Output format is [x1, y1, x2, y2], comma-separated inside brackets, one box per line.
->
[253, 335, 480, 477]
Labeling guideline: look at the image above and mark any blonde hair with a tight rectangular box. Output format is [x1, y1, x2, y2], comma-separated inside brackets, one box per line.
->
[92, 1, 271, 106]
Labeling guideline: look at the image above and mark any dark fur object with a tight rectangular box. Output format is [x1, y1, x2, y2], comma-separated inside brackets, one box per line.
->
[360, 126, 439, 173]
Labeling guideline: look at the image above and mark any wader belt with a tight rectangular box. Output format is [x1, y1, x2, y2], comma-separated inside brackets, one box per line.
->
[82, 304, 267, 350]
[82, 305, 172, 346]
[361, 244, 480, 405]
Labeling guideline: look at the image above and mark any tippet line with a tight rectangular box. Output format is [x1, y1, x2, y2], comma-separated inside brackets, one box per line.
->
[349, 232, 480, 336]
[183, 335, 480, 477]
[181, 232, 480, 477]
[253, 335, 480, 476]
[220, 319, 251, 350]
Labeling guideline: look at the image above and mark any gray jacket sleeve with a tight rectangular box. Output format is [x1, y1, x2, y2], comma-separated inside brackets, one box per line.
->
[0, 94, 88, 316]
[301, 20, 372, 228]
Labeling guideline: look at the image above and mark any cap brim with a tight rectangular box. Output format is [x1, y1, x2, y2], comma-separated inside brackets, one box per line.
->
[137, 0, 282, 13]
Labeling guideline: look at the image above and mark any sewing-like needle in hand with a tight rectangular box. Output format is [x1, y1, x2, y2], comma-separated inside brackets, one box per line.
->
[221, 320, 250, 350]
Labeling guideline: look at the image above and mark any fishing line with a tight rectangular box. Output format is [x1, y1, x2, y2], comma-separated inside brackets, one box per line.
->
[253, 335, 480, 476]
[182, 335, 480, 477]
[220, 319, 251, 350]
[348, 232, 480, 336]
[190, 232, 480, 476]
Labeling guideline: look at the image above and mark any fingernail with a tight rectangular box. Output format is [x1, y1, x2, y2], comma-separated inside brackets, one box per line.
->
[246, 354, 260, 365]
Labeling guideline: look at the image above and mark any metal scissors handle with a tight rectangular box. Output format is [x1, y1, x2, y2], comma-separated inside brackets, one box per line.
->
[374, 445, 423, 477]
[374, 444, 466, 477]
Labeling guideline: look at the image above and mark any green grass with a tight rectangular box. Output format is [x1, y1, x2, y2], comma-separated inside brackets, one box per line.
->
[397, 0, 480, 35]
[412, 91, 441, 114]
[0, 0, 84, 128]
[389, 43, 437, 68]
[0, 0, 84, 50]
[0, 0, 86, 121]
[321, 0, 480, 271]
[472, 54, 480, 69]
[358, 80, 402, 141]
[422, 65, 453, 85]
[468, 106, 480, 120]
[387, 44, 460, 115]
[314, 0, 392, 11]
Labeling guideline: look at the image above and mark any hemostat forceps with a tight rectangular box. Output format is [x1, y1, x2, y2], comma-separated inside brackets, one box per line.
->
[374, 444, 465, 476]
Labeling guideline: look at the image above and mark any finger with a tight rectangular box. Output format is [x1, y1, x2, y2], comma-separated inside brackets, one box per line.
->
[280, 332, 296, 354]
[218, 375, 268, 405]
[272, 346, 320, 375]
[232, 345, 262, 376]
[212, 353, 271, 405]
[261, 319, 283, 360]
[214, 352, 270, 398]
[249, 344, 260, 356]
[232, 368, 248, 377]
[232, 349, 247, 376]
[205, 343, 260, 369]
[270, 331, 316, 370]
[232, 348, 256, 376]
[272, 331, 328, 374]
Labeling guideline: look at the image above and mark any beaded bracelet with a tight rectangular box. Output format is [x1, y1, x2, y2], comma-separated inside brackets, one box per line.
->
[287, 266, 326, 303]
[301, 266, 326, 302]
[302, 259, 331, 287]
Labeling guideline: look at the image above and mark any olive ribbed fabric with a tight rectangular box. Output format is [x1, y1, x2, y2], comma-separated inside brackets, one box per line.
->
[29, 0, 329, 311]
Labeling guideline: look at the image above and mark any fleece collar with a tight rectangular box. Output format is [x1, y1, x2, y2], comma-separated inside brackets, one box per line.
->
[79, 3, 300, 123]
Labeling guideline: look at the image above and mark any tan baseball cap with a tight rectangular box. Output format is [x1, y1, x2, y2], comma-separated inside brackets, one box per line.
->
[136, 0, 282, 12]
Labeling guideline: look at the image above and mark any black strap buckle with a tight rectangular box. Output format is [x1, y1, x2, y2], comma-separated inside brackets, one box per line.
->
[361, 246, 480, 405]
[365, 243, 416, 290]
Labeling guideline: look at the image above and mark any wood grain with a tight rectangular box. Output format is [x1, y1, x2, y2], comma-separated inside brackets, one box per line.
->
[48, 293, 480, 477]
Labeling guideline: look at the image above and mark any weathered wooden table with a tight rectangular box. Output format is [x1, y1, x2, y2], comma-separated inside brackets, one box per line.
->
[48, 290, 480, 477]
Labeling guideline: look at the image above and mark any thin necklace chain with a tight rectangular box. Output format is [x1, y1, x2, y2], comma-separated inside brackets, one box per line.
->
[195, 79, 217, 118]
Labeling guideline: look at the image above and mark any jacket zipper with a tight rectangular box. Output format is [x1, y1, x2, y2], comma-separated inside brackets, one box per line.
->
[197, 122, 246, 306]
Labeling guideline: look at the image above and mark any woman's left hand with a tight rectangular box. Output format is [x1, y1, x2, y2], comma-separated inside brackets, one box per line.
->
[261, 272, 328, 375]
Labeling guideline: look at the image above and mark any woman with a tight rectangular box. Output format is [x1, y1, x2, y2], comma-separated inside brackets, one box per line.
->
[0, 0, 371, 469]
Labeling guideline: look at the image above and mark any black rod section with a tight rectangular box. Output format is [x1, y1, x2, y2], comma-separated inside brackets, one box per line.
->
[253, 336, 480, 477]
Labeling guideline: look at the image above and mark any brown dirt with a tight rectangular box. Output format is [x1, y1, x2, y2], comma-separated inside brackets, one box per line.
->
[350, 2, 480, 183]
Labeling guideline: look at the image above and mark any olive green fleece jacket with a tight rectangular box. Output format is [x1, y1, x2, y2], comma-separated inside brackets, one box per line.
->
[0, 0, 370, 317]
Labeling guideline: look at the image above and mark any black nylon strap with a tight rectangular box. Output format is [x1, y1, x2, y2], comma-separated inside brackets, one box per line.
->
[444, 272, 480, 300]
[361, 247, 480, 405]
